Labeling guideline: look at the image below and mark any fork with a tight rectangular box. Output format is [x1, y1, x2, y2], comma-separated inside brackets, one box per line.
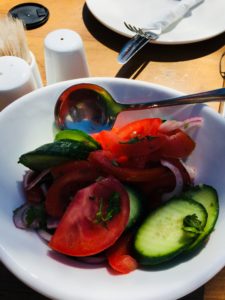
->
[117, 22, 161, 64]
[117, 0, 205, 64]
[124, 22, 160, 39]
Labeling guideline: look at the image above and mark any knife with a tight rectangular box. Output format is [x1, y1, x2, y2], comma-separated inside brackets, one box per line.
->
[117, 0, 204, 64]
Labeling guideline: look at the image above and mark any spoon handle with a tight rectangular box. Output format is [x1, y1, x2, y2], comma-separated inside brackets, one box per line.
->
[120, 88, 225, 110]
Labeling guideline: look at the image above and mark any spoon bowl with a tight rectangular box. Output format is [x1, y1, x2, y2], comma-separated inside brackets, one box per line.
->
[54, 83, 123, 132]
[55, 83, 225, 133]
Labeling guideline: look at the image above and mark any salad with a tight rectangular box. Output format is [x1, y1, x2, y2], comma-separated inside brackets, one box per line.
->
[13, 116, 219, 274]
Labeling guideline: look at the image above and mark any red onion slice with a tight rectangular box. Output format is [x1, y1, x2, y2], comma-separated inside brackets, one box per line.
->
[23, 169, 50, 191]
[13, 203, 45, 229]
[13, 203, 30, 229]
[47, 217, 60, 229]
[37, 229, 53, 242]
[160, 159, 184, 202]
[159, 117, 203, 133]
[23, 171, 32, 189]
[40, 182, 49, 197]
[184, 165, 197, 182]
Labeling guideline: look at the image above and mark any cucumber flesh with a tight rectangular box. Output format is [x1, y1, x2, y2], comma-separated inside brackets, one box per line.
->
[134, 197, 208, 265]
[182, 184, 219, 252]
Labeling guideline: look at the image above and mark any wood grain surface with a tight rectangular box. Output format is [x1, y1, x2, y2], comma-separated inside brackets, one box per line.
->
[0, 1, 225, 299]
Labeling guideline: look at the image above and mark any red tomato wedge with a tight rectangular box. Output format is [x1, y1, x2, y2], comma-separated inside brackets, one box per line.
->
[25, 186, 44, 204]
[88, 150, 172, 183]
[136, 158, 191, 195]
[92, 118, 163, 166]
[136, 157, 192, 208]
[107, 232, 138, 274]
[160, 129, 196, 158]
[92, 130, 166, 168]
[49, 177, 130, 256]
[92, 119, 195, 168]
[113, 118, 162, 140]
[46, 161, 101, 217]
[51, 160, 99, 178]
[92, 130, 119, 152]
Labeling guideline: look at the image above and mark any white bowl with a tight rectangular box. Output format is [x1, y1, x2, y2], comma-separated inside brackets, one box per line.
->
[0, 77, 224, 300]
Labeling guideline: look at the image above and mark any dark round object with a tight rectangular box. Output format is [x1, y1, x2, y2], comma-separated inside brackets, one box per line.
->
[8, 2, 49, 30]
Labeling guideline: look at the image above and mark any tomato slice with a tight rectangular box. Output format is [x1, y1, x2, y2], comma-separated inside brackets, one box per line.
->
[92, 118, 163, 168]
[107, 232, 138, 274]
[88, 150, 172, 183]
[51, 160, 98, 178]
[92, 120, 195, 166]
[92, 130, 120, 155]
[92, 130, 165, 168]
[49, 177, 130, 256]
[114, 118, 162, 140]
[160, 129, 196, 158]
[25, 186, 44, 204]
[46, 161, 101, 217]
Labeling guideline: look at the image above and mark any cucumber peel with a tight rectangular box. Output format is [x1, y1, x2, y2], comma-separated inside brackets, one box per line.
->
[182, 184, 219, 252]
[54, 129, 101, 150]
[18, 139, 93, 171]
[125, 185, 143, 229]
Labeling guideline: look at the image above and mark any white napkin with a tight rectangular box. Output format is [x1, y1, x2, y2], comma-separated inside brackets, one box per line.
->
[151, 0, 204, 32]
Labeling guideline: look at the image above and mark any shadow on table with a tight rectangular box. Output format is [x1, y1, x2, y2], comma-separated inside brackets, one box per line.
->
[82, 3, 225, 79]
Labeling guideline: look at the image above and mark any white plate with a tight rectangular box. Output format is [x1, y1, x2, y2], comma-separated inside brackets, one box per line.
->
[86, 0, 225, 44]
[0, 77, 225, 300]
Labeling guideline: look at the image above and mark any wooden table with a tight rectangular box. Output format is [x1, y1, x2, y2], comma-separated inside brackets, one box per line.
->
[0, 1, 225, 299]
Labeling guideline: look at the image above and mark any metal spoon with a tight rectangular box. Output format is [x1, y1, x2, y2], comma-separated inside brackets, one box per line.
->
[54, 83, 225, 133]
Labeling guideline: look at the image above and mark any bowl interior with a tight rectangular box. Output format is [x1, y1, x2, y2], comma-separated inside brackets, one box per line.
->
[0, 77, 224, 300]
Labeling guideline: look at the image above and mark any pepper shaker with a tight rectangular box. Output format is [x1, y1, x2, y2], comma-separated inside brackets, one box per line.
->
[44, 29, 90, 85]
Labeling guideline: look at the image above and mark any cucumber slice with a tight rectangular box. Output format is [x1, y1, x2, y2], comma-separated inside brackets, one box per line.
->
[125, 185, 143, 229]
[183, 184, 219, 252]
[134, 198, 208, 265]
[18, 139, 92, 171]
[55, 129, 101, 150]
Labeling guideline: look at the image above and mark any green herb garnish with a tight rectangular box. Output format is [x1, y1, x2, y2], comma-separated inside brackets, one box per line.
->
[111, 159, 120, 167]
[183, 214, 203, 234]
[94, 192, 121, 226]
[119, 135, 156, 144]
[25, 203, 47, 228]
